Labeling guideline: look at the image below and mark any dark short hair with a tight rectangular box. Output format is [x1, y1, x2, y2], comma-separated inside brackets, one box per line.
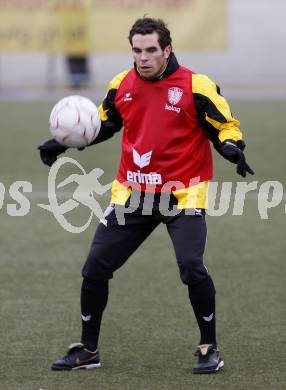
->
[128, 17, 172, 50]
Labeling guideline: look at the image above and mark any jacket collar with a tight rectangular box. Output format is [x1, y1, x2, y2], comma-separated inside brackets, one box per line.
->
[134, 52, 179, 81]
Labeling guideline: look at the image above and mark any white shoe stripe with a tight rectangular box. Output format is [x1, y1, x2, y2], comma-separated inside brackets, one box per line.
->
[216, 360, 224, 371]
[72, 362, 101, 370]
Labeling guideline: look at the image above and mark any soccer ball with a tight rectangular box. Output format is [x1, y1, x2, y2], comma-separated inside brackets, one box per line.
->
[49, 95, 101, 148]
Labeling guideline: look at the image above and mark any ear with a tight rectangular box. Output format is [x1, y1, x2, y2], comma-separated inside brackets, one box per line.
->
[163, 45, 172, 59]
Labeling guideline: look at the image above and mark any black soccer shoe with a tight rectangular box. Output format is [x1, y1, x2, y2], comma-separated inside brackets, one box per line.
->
[192, 344, 224, 374]
[51, 343, 101, 371]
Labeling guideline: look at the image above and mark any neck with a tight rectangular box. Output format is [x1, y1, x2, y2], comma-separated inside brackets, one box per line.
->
[136, 59, 169, 81]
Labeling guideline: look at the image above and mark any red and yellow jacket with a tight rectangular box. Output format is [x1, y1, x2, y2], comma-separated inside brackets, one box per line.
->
[94, 53, 242, 209]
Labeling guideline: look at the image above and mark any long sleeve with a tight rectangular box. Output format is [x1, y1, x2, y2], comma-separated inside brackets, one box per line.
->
[91, 70, 129, 145]
[192, 74, 243, 146]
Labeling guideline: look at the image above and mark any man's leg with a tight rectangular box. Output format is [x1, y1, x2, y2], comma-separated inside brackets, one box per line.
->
[80, 278, 108, 351]
[165, 210, 223, 373]
[52, 207, 159, 370]
[80, 207, 159, 351]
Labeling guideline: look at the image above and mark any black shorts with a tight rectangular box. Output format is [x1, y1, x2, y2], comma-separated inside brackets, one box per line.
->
[82, 206, 209, 286]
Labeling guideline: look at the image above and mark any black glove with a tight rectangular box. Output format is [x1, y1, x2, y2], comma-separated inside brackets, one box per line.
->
[38, 139, 68, 166]
[220, 140, 254, 177]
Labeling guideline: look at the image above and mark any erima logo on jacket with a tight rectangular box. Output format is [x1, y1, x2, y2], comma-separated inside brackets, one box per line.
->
[126, 148, 162, 185]
[133, 149, 152, 168]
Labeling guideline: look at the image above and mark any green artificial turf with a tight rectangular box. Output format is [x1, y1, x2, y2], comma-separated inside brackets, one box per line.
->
[0, 100, 285, 389]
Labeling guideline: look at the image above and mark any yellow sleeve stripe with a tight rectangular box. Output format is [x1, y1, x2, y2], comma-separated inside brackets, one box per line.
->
[206, 115, 242, 142]
[108, 70, 129, 91]
[193, 73, 243, 142]
[192, 74, 233, 120]
[98, 70, 129, 122]
[98, 104, 108, 121]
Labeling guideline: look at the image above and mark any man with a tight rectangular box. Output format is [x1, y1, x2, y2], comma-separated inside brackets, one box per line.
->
[39, 18, 253, 374]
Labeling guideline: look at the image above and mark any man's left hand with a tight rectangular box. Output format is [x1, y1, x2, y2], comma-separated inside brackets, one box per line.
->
[220, 140, 254, 177]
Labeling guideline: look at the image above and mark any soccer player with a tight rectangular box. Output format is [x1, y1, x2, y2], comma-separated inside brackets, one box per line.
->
[39, 18, 253, 374]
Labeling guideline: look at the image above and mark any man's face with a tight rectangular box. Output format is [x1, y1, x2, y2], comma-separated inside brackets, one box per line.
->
[131, 32, 171, 80]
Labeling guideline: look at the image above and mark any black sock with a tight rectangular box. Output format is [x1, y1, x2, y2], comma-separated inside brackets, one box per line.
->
[80, 278, 109, 351]
[188, 276, 217, 346]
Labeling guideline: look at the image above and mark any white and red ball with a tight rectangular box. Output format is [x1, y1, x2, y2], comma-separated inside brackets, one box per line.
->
[49, 95, 101, 148]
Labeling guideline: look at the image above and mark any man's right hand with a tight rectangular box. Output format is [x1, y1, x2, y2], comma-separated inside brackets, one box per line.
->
[38, 139, 68, 166]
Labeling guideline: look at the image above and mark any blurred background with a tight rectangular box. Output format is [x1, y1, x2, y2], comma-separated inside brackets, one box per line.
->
[0, 0, 285, 100]
[0, 1, 285, 390]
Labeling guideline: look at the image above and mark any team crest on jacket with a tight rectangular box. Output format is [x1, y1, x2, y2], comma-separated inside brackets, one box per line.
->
[168, 87, 183, 105]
